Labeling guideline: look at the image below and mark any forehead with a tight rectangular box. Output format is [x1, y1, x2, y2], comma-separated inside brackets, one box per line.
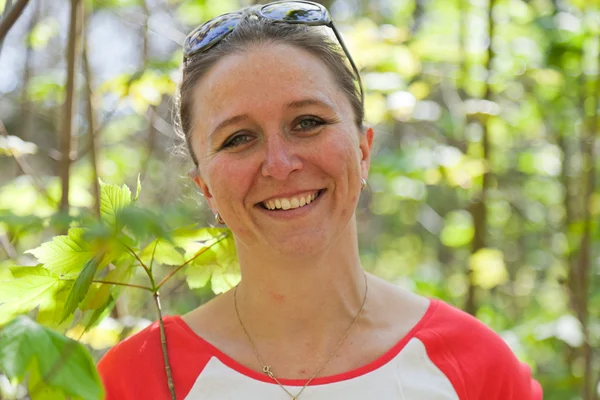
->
[191, 43, 348, 127]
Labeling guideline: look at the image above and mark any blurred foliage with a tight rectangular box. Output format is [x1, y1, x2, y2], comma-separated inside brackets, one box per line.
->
[0, 0, 599, 399]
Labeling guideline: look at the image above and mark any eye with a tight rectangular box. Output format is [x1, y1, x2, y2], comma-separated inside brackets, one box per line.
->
[294, 117, 325, 132]
[222, 133, 254, 149]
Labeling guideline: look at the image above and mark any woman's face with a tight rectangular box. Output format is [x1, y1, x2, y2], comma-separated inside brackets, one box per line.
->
[189, 43, 373, 258]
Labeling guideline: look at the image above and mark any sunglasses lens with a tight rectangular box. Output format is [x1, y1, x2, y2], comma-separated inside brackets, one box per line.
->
[185, 14, 241, 56]
[261, 2, 325, 23]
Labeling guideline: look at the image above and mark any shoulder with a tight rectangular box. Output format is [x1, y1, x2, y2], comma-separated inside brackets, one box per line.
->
[98, 315, 215, 400]
[414, 300, 542, 400]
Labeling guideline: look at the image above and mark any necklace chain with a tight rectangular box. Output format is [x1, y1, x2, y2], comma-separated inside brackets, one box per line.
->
[233, 273, 368, 400]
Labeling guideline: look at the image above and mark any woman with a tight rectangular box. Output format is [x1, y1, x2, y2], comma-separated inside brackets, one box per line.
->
[98, 2, 542, 399]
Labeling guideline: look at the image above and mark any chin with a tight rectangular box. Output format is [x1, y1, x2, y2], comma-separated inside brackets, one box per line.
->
[263, 230, 332, 260]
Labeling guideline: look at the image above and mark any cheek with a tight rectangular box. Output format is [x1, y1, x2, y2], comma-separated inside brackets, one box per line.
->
[316, 132, 362, 175]
[205, 159, 253, 206]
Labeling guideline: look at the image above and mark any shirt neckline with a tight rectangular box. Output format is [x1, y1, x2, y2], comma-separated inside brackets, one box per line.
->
[172, 298, 439, 386]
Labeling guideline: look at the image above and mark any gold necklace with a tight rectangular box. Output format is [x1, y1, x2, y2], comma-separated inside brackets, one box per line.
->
[233, 273, 368, 400]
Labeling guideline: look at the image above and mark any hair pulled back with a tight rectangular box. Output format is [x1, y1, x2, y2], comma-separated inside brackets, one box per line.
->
[174, 16, 364, 167]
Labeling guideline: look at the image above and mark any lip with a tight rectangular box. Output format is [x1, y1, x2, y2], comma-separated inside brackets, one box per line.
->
[255, 189, 326, 217]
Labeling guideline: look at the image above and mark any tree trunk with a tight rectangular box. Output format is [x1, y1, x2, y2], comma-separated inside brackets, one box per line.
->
[82, 11, 100, 217]
[465, 0, 495, 316]
[59, 0, 83, 214]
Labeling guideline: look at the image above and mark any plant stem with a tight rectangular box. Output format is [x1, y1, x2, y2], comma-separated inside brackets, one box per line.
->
[152, 291, 176, 400]
[59, 278, 153, 292]
[122, 242, 152, 275]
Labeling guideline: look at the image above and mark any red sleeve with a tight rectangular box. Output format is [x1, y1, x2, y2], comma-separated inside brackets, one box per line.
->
[97, 316, 213, 400]
[416, 301, 543, 400]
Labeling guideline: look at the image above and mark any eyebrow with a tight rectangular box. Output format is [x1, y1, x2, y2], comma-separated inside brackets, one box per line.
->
[209, 98, 336, 138]
[209, 114, 250, 138]
[285, 98, 336, 110]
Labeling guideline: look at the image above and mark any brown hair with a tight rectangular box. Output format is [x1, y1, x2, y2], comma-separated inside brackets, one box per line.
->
[174, 17, 364, 166]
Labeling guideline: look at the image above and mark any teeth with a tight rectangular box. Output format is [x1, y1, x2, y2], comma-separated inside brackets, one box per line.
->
[263, 191, 320, 211]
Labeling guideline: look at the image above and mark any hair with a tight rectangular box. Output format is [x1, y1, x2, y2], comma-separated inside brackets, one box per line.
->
[174, 15, 364, 167]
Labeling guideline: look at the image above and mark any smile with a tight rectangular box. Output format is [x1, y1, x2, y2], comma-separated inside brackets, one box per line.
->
[261, 190, 324, 211]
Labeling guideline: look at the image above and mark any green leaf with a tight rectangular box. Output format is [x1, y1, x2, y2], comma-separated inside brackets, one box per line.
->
[0, 266, 64, 326]
[36, 286, 71, 330]
[81, 294, 118, 332]
[28, 362, 66, 400]
[25, 227, 122, 278]
[182, 230, 240, 293]
[62, 254, 104, 321]
[0, 316, 103, 400]
[80, 262, 134, 311]
[119, 206, 170, 241]
[140, 239, 185, 266]
[25, 228, 94, 275]
[99, 179, 132, 230]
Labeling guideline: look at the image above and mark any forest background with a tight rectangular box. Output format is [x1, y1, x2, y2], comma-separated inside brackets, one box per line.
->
[0, 0, 598, 399]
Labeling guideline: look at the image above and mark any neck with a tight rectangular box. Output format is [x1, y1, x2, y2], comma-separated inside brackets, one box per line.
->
[233, 220, 366, 342]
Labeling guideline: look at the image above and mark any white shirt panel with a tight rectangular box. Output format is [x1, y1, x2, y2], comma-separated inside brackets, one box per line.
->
[184, 338, 459, 399]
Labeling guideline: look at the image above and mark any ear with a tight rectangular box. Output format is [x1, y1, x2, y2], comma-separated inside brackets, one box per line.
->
[188, 168, 217, 213]
[359, 127, 374, 179]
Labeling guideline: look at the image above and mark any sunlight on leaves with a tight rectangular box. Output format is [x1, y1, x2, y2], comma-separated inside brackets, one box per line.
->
[99, 179, 132, 230]
[25, 229, 96, 276]
[0, 266, 64, 326]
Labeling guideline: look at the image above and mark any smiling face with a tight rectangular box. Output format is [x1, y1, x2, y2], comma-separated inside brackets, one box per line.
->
[189, 43, 372, 259]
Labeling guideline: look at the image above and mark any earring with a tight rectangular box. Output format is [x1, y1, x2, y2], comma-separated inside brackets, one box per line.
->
[360, 178, 367, 191]
[215, 212, 225, 225]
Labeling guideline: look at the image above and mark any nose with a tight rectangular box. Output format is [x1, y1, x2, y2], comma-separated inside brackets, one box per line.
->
[260, 134, 303, 180]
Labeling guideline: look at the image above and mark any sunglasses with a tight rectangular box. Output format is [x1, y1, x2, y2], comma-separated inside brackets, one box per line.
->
[182, 0, 364, 105]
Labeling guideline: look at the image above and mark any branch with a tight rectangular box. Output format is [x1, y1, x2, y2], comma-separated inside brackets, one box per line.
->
[0, 0, 29, 42]
[59, 277, 153, 292]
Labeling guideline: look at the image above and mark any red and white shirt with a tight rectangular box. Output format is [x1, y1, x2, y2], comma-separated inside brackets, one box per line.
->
[98, 299, 542, 399]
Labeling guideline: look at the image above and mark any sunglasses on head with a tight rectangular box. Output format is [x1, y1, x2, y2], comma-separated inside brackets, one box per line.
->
[182, 0, 364, 105]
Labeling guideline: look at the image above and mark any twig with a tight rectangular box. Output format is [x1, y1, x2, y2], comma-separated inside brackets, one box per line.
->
[156, 233, 229, 290]
[0, 0, 29, 42]
[122, 242, 152, 275]
[59, 277, 153, 292]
